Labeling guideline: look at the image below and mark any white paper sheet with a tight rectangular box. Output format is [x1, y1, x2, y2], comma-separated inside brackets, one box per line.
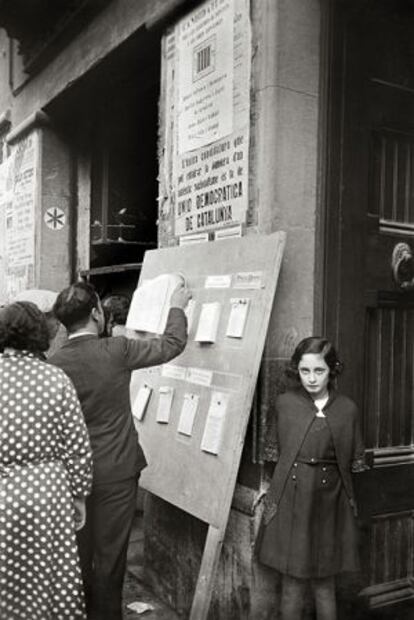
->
[126, 273, 185, 334]
[226, 298, 250, 338]
[201, 391, 229, 455]
[184, 299, 196, 333]
[132, 384, 152, 422]
[156, 386, 175, 424]
[233, 271, 263, 289]
[186, 367, 213, 387]
[205, 275, 232, 289]
[161, 364, 187, 381]
[194, 302, 221, 343]
[177, 393, 199, 436]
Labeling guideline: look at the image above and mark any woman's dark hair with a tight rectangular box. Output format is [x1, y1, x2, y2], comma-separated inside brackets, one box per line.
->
[0, 301, 50, 353]
[287, 336, 343, 384]
[102, 294, 131, 326]
[53, 282, 100, 332]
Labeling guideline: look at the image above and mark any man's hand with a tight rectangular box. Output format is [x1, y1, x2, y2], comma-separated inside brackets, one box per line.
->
[73, 497, 86, 531]
[170, 284, 192, 310]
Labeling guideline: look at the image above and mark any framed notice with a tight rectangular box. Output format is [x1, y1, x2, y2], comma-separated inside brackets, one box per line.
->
[160, 0, 252, 238]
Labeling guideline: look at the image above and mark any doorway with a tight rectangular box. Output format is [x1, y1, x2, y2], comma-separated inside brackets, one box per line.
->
[324, 0, 414, 616]
[46, 25, 161, 299]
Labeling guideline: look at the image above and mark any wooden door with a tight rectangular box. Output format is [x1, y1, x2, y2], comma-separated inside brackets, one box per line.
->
[325, 1, 414, 615]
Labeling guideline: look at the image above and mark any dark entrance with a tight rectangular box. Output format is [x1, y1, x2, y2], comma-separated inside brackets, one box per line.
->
[46, 26, 161, 298]
[325, 1, 414, 616]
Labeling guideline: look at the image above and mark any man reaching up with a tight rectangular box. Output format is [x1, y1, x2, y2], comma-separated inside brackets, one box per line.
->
[49, 280, 190, 620]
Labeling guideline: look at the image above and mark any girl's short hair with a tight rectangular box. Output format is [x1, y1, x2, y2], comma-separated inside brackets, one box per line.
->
[0, 301, 50, 353]
[287, 336, 343, 383]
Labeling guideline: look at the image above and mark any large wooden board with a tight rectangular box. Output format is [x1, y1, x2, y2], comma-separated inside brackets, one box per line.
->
[130, 232, 285, 528]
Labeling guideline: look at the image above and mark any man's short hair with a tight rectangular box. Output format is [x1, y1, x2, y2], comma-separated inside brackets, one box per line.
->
[53, 282, 100, 332]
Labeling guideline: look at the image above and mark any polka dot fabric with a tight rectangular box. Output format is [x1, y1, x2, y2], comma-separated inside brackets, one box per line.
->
[0, 350, 92, 620]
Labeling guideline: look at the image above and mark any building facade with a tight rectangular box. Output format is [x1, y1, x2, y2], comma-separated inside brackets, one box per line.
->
[0, 0, 413, 618]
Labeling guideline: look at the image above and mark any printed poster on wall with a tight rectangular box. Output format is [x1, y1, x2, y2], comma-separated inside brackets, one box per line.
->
[177, 0, 234, 153]
[0, 132, 38, 301]
[164, 0, 251, 237]
[0, 155, 13, 302]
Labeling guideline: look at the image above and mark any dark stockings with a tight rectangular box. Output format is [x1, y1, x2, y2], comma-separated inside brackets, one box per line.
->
[280, 575, 336, 620]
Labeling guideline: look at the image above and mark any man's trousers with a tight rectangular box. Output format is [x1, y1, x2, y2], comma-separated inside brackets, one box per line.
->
[77, 477, 138, 620]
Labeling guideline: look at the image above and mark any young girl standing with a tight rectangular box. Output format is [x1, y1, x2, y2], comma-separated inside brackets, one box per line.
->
[259, 337, 367, 620]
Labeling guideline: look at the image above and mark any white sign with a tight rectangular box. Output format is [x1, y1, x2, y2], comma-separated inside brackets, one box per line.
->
[204, 274, 231, 288]
[162, 364, 187, 381]
[0, 156, 13, 302]
[156, 386, 175, 424]
[177, 0, 234, 154]
[132, 384, 153, 422]
[126, 273, 184, 334]
[163, 0, 251, 237]
[225, 298, 249, 338]
[201, 391, 229, 454]
[44, 206, 66, 230]
[186, 367, 213, 387]
[0, 133, 38, 300]
[178, 393, 200, 436]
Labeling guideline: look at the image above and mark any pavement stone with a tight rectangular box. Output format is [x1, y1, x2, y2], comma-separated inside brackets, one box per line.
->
[122, 513, 180, 620]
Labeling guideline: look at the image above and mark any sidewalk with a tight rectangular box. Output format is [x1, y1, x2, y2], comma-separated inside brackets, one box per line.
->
[122, 514, 414, 620]
[123, 513, 180, 620]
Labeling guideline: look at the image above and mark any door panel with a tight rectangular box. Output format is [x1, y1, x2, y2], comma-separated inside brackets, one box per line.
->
[326, 1, 414, 614]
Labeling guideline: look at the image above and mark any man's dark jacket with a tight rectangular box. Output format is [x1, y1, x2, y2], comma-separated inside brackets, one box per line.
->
[49, 308, 187, 483]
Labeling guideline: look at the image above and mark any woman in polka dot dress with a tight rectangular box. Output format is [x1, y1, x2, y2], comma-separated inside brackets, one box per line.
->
[0, 302, 93, 620]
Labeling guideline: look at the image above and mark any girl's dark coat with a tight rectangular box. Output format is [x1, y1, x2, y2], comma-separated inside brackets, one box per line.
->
[263, 387, 366, 525]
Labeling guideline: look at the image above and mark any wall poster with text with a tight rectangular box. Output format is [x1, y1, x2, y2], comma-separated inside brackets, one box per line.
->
[0, 131, 38, 302]
[162, 0, 251, 239]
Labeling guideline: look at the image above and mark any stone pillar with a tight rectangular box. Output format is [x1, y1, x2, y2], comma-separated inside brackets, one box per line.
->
[145, 0, 323, 617]
[36, 125, 73, 289]
[253, 0, 321, 352]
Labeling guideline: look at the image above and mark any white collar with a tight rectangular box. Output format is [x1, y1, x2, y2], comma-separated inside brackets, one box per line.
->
[68, 330, 97, 340]
[313, 394, 329, 417]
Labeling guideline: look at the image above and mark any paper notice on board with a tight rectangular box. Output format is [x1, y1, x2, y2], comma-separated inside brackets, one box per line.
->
[187, 367, 213, 387]
[177, 393, 199, 436]
[156, 386, 175, 423]
[226, 298, 250, 338]
[201, 391, 229, 455]
[205, 275, 232, 289]
[126, 273, 185, 334]
[233, 271, 263, 289]
[185, 299, 196, 332]
[194, 302, 221, 343]
[132, 385, 152, 422]
[162, 364, 187, 381]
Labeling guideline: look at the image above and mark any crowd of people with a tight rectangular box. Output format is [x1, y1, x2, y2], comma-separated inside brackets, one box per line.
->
[0, 282, 367, 620]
